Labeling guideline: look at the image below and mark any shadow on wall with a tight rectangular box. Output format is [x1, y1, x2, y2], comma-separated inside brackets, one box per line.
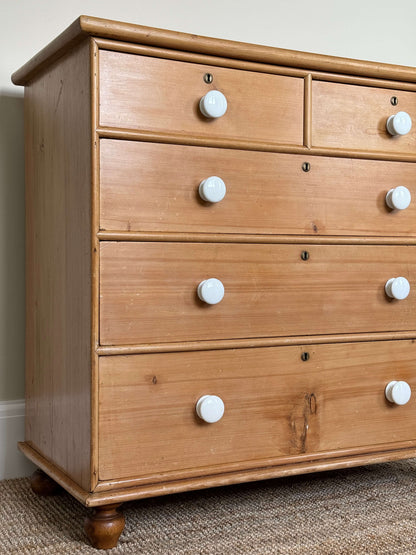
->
[0, 93, 25, 402]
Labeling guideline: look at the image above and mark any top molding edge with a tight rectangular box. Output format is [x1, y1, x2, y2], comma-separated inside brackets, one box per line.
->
[12, 15, 416, 86]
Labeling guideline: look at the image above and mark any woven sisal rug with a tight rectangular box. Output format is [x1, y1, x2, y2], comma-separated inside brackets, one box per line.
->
[1, 460, 416, 553]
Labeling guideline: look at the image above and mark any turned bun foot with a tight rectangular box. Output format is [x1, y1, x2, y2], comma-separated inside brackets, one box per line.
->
[84, 503, 125, 549]
[30, 469, 62, 496]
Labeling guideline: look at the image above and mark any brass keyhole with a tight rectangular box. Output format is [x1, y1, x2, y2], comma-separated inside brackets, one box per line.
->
[391, 96, 399, 106]
[302, 162, 311, 172]
[204, 73, 213, 84]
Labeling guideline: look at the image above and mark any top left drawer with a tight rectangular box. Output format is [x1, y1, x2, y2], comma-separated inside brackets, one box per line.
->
[98, 50, 304, 145]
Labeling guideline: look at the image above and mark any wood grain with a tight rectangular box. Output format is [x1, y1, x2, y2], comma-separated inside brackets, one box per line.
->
[24, 41, 92, 491]
[30, 469, 62, 496]
[100, 140, 416, 237]
[95, 331, 416, 356]
[16, 15, 416, 529]
[90, 38, 100, 491]
[99, 242, 416, 345]
[97, 126, 416, 163]
[313, 80, 416, 153]
[304, 74, 312, 147]
[99, 50, 304, 145]
[84, 504, 125, 549]
[97, 231, 416, 245]
[19, 440, 416, 505]
[94, 439, 416, 491]
[94, 39, 416, 92]
[12, 15, 416, 86]
[98, 340, 416, 482]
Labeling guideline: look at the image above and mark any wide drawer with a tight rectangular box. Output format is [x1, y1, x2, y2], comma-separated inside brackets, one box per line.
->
[100, 139, 416, 236]
[98, 340, 416, 481]
[312, 80, 416, 153]
[98, 50, 304, 145]
[99, 243, 416, 345]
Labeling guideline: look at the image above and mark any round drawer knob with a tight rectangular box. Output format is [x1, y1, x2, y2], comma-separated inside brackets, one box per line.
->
[197, 278, 225, 305]
[386, 111, 412, 136]
[385, 277, 410, 300]
[199, 176, 226, 203]
[385, 380, 411, 405]
[199, 90, 228, 118]
[196, 395, 225, 423]
[385, 186, 411, 210]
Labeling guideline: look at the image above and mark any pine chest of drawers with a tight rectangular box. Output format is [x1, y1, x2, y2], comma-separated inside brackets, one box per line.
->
[13, 16, 416, 549]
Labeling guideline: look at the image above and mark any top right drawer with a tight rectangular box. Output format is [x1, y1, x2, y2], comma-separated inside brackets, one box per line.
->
[312, 81, 416, 154]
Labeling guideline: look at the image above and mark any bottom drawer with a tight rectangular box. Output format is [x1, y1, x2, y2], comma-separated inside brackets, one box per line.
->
[98, 340, 416, 482]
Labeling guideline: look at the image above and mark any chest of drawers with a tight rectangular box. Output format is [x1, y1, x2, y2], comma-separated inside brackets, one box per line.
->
[12, 15, 416, 549]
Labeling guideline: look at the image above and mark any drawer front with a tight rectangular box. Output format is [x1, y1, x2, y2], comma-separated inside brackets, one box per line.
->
[99, 50, 304, 145]
[100, 243, 416, 345]
[312, 81, 416, 153]
[98, 341, 416, 481]
[100, 139, 416, 236]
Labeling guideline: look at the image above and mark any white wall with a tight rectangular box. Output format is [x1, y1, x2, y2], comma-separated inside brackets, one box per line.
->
[1, 0, 416, 475]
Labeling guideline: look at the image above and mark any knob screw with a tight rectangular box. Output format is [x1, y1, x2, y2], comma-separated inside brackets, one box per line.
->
[204, 73, 213, 84]
[390, 96, 399, 106]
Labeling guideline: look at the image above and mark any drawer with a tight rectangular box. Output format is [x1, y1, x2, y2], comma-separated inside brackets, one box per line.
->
[100, 139, 416, 236]
[99, 243, 416, 345]
[312, 80, 416, 153]
[98, 340, 416, 481]
[99, 50, 304, 145]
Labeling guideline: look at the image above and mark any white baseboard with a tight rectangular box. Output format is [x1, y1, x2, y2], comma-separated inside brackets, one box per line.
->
[0, 400, 36, 479]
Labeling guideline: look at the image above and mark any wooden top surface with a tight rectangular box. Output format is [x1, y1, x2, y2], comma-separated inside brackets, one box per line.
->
[12, 15, 416, 86]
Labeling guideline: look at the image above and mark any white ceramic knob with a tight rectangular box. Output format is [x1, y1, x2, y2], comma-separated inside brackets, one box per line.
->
[196, 395, 225, 423]
[386, 111, 412, 136]
[385, 186, 411, 210]
[197, 278, 225, 305]
[385, 380, 411, 405]
[199, 176, 226, 203]
[199, 90, 228, 118]
[385, 277, 410, 300]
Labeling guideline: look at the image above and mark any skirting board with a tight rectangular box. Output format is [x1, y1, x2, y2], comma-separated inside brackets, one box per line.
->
[0, 400, 36, 479]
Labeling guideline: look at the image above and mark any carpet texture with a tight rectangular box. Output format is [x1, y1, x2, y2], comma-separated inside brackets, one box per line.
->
[2, 461, 416, 553]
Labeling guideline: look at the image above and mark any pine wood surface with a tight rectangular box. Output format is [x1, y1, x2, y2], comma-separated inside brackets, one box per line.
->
[313, 80, 416, 153]
[14, 16, 416, 547]
[95, 440, 416, 493]
[94, 38, 416, 92]
[100, 139, 416, 236]
[84, 504, 125, 549]
[97, 126, 416, 163]
[30, 469, 63, 496]
[18, 440, 416, 505]
[90, 38, 101, 491]
[11, 16, 416, 86]
[24, 41, 92, 491]
[98, 50, 304, 145]
[96, 332, 416, 356]
[304, 74, 312, 147]
[97, 231, 416, 245]
[98, 341, 416, 482]
[99, 242, 416, 345]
